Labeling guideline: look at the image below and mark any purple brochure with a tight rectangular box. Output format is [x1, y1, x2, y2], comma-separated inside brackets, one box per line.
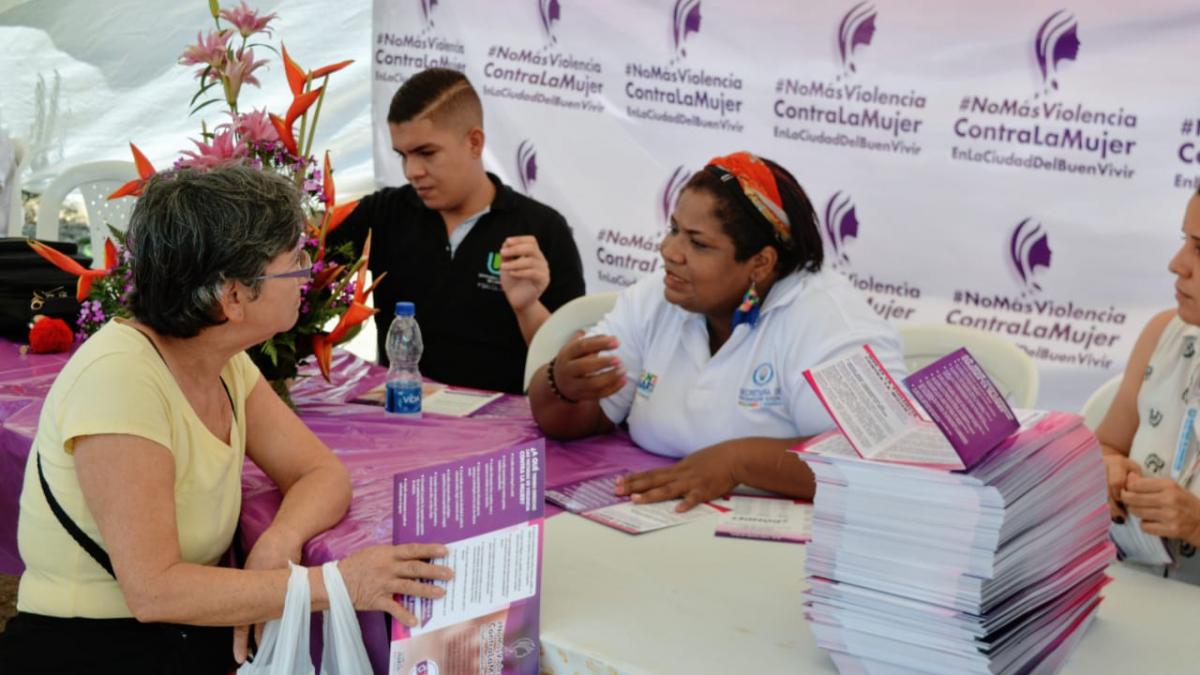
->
[389, 440, 545, 675]
[903, 348, 1019, 469]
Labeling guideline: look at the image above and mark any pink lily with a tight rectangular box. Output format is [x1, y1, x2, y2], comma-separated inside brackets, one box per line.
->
[179, 30, 232, 78]
[219, 1, 278, 38]
[178, 128, 246, 169]
[219, 109, 279, 147]
[222, 48, 268, 105]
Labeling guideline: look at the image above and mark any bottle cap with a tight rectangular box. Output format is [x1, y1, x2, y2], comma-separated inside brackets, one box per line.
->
[395, 301, 415, 317]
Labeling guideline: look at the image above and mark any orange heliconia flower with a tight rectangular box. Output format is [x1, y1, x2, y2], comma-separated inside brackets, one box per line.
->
[107, 143, 156, 200]
[28, 238, 119, 302]
[311, 230, 383, 381]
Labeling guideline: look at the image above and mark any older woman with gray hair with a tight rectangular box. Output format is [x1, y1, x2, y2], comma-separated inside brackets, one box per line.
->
[0, 166, 451, 674]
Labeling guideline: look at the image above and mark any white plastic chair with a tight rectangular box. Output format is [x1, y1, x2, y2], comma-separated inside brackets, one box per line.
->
[35, 161, 137, 266]
[898, 323, 1040, 409]
[2, 137, 27, 237]
[1081, 375, 1122, 431]
[523, 291, 619, 391]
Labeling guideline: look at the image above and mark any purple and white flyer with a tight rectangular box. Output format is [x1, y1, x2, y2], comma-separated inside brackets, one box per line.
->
[904, 348, 1020, 469]
[389, 440, 545, 675]
[546, 472, 716, 534]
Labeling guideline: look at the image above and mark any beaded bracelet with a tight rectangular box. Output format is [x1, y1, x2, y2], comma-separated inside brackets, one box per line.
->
[547, 357, 578, 404]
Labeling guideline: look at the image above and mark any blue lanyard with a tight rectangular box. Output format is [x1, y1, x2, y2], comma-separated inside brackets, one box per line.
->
[1172, 407, 1197, 482]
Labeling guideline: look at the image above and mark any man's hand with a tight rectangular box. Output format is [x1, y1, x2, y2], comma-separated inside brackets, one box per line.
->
[1123, 474, 1200, 544]
[615, 441, 742, 513]
[499, 236, 550, 312]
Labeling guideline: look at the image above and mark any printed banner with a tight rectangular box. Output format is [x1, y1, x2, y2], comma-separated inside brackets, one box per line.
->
[371, 0, 1200, 410]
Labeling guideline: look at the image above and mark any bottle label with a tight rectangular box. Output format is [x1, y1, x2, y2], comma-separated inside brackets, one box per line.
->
[386, 380, 422, 415]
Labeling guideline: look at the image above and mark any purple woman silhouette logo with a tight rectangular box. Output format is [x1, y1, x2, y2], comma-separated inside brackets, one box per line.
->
[538, 0, 561, 44]
[1010, 218, 1054, 294]
[516, 140, 538, 194]
[660, 165, 689, 226]
[836, 2, 877, 78]
[418, 0, 438, 30]
[1034, 10, 1081, 94]
[823, 191, 860, 266]
[671, 0, 702, 61]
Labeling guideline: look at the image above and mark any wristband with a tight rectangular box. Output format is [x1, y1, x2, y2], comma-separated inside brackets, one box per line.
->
[547, 357, 578, 404]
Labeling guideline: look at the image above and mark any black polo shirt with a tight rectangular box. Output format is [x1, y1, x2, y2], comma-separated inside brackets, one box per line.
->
[327, 173, 585, 394]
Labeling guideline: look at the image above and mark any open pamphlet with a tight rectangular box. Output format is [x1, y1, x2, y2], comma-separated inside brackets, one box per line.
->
[389, 441, 544, 675]
[360, 382, 503, 417]
[803, 346, 1020, 470]
[712, 494, 813, 543]
[546, 474, 814, 542]
[545, 472, 715, 534]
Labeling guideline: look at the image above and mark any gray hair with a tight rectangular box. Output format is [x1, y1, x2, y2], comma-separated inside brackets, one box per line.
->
[125, 165, 303, 338]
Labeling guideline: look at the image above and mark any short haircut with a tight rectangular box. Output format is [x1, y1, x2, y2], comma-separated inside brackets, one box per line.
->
[386, 67, 483, 132]
[682, 158, 824, 277]
[125, 166, 303, 338]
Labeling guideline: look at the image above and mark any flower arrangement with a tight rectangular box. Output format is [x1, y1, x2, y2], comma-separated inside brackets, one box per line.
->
[28, 0, 376, 403]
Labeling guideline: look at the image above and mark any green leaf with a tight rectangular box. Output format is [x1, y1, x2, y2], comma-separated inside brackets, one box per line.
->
[190, 98, 224, 116]
[259, 338, 280, 366]
[189, 76, 220, 107]
[247, 42, 279, 55]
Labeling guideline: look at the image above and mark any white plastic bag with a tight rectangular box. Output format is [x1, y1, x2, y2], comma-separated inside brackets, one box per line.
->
[238, 562, 315, 675]
[319, 561, 374, 674]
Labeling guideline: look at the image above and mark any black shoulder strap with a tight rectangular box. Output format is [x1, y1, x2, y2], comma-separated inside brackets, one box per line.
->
[36, 453, 116, 578]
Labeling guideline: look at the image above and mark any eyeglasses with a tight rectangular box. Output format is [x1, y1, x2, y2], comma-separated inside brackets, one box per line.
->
[251, 249, 313, 281]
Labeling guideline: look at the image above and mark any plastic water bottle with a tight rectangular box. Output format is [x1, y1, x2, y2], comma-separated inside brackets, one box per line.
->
[385, 301, 423, 418]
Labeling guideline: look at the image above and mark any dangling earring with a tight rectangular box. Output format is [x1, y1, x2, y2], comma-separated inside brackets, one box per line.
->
[731, 280, 762, 329]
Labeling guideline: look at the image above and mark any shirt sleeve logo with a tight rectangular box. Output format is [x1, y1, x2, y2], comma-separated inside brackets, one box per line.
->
[636, 371, 658, 397]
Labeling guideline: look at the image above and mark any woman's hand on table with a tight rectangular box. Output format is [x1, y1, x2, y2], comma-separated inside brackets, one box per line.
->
[339, 543, 454, 627]
[1103, 453, 1142, 521]
[1122, 474, 1200, 544]
[233, 525, 306, 663]
[615, 441, 741, 513]
[552, 333, 626, 402]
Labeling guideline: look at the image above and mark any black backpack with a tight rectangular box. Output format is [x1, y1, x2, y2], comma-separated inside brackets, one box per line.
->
[0, 237, 91, 342]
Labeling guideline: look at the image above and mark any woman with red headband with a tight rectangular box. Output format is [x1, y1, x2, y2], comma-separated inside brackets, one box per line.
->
[528, 152, 905, 510]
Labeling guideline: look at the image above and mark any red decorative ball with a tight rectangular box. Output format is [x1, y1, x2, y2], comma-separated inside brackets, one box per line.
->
[29, 316, 74, 354]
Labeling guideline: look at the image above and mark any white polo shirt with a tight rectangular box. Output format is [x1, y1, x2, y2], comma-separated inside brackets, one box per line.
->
[590, 269, 907, 458]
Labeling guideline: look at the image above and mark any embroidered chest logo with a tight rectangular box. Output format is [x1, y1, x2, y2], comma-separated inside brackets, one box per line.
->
[637, 371, 658, 398]
[476, 251, 503, 292]
[1185, 336, 1196, 359]
[739, 362, 783, 408]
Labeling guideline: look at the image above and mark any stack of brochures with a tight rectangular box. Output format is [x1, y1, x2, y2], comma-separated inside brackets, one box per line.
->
[797, 348, 1114, 674]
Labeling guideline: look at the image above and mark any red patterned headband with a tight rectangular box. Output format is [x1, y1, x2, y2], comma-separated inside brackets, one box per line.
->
[704, 151, 792, 247]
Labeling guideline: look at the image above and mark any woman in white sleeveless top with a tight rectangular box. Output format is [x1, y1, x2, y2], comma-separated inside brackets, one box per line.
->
[1097, 190, 1200, 583]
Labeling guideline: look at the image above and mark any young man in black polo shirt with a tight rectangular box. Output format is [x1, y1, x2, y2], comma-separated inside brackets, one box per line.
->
[329, 68, 585, 394]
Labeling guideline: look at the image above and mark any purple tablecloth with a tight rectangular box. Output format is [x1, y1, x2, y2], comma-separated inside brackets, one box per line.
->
[0, 339, 672, 672]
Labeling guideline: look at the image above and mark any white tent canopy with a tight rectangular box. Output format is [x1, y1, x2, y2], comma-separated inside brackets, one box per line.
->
[0, 0, 376, 198]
